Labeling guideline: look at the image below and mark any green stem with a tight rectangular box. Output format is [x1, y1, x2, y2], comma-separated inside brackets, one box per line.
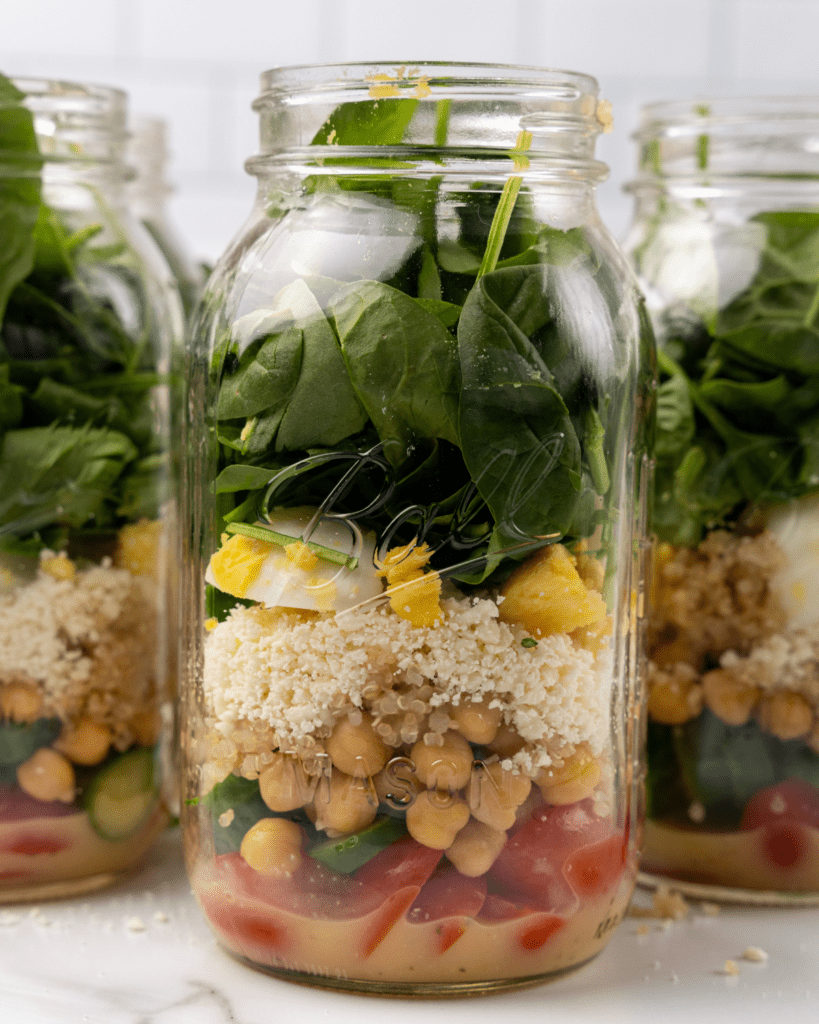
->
[225, 520, 359, 569]
[434, 98, 452, 148]
[803, 279, 819, 327]
[476, 130, 533, 280]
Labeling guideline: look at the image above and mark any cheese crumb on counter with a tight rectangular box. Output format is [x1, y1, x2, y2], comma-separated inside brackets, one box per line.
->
[742, 946, 769, 963]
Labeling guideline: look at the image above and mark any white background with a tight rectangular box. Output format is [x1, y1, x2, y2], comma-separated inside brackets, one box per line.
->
[1, 0, 817, 273]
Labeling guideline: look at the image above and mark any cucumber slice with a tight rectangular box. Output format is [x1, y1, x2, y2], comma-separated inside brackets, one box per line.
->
[84, 748, 159, 842]
[309, 816, 408, 874]
[0, 717, 61, 767]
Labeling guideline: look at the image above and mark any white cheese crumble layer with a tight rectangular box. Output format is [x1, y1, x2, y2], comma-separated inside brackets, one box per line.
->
[203, 595, 612, 775]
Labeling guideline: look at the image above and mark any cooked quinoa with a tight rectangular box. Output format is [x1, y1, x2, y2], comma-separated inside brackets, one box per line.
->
[0, 560, 160, 748]
[201, 595, 613, 786]
[648, 529, 819, 733]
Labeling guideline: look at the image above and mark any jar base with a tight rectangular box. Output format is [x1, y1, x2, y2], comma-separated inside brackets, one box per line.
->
[637, 870, 819, 907]
[0, 870, 122, 905]
[218, 945, 599, 998]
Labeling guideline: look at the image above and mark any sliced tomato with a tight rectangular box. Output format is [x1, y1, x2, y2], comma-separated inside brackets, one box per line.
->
[488, 799, 613, 912]
[741, 780, 819, 832]
[0, 832, 70, 856]
[203, 835, 441, 960]
[0, 785, 78, 822]
[517, 914, 564, 951]
[406, 865, 487, 954]
[478, 893, 530, 923]
[407, 866, 487, 923]
[200, 896, 291, 958]
[563, 832, 627, 898]
[739, 780, 819, 872]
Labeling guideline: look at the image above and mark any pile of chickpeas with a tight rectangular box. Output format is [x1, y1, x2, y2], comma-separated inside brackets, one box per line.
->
[238, 697, 602, 880]
[1, 680, 160, 806]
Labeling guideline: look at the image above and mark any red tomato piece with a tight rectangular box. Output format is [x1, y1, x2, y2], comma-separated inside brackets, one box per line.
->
[0, 786, 78, 821]
[478, 893, 530, 923]
[740, 780, 819, 832]
[517, 914, 564, 951]
[205, 837, 442, 960]
[489, 799, 613, 912]
[0, 832, 69, 856]
[406, 865, 487, 955]
[563, 832, 627, 898]
[407, 866, 487, 923]
[739, 781, 819, 871]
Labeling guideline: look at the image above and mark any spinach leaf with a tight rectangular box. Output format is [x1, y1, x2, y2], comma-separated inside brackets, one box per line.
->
[312, 98, 418, 148]
[218, 281, 367, 453]
[0, 75, 40, 323]
[456, 265, 584, 541]
[329, 280, 460, 458]
[0, 424, 136, 533]
[652, 208, 819, 544]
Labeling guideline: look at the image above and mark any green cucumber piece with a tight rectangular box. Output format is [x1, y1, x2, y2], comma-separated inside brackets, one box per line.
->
[308, 816, 408, 874]
[84, 748, 159, 842]
[0, 717, 61, 767]
[203, 774, 270, 855]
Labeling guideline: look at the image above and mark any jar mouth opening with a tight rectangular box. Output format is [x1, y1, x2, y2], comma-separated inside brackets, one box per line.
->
[0, 77, 130, 172]
[258, 61, 599, 101]
[251, 61, 608, 177]
[634, 95, 819, 141]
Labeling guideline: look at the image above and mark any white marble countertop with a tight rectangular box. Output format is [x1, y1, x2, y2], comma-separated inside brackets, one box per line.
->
[1, 827, 818, 1023]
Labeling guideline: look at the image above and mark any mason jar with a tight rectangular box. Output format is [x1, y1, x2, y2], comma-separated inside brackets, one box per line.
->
[625, 97, 819, 903]
[127, 114, 203, 318]
[0, 76, 181, 900]
[184, 62, 654, 993]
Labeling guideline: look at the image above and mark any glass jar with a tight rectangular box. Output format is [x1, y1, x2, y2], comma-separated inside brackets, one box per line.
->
[127, 114, 202, 318]
[184, 62, 654, 993]
[0, 76, 181, 900]
[625, 97, 819, 903]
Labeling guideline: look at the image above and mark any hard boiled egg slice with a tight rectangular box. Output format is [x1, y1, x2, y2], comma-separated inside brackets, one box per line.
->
[205, 508, 383, 613]
[764, 491, 819, 630]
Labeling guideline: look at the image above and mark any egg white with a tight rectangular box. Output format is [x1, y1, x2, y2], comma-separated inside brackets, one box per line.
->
[206, 509, 384, 613]
[764, 492, 819, 629]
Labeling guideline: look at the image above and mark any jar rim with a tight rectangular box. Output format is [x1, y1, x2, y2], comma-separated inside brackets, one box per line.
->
[633, 94, 819, 141]
[257, 61, 600, 103]
[0, 76, 130, 173]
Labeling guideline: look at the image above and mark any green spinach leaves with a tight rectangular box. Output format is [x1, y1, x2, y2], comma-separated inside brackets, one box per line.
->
[653, 210, 819, 545]
[0, 71, 165, 550]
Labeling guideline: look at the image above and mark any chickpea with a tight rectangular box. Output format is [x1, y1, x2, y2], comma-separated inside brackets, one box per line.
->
[240, 817, 303, 877]
[406, 790, 470, 850]
[467, 761, 531, 831]
[374, 756, 423, 809]
[326, 713, 389, 778]
[445, 818, 507, 876]
[757, 691, 813, 741]
[17, 748, 75, 803]
[54, 718, 112, 766]
[538, 747, 601, 805]
[448, 698, 501, 745]
[701, 669, 759, 727]
[647, 674, 703, 725]
[259, 753, 315, 812]
[410, 731, 473, 791]
[487, 723, 525, 759]
[0, 682, 42, 723]
[312, 769, 378, 834]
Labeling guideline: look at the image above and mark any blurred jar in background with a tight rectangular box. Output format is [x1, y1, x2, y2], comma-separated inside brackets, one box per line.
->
[182, 61, 654, 994]
[127, 114, 202, 319]
[0, 75, 183, 900]
[625, 97, 819, 903]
